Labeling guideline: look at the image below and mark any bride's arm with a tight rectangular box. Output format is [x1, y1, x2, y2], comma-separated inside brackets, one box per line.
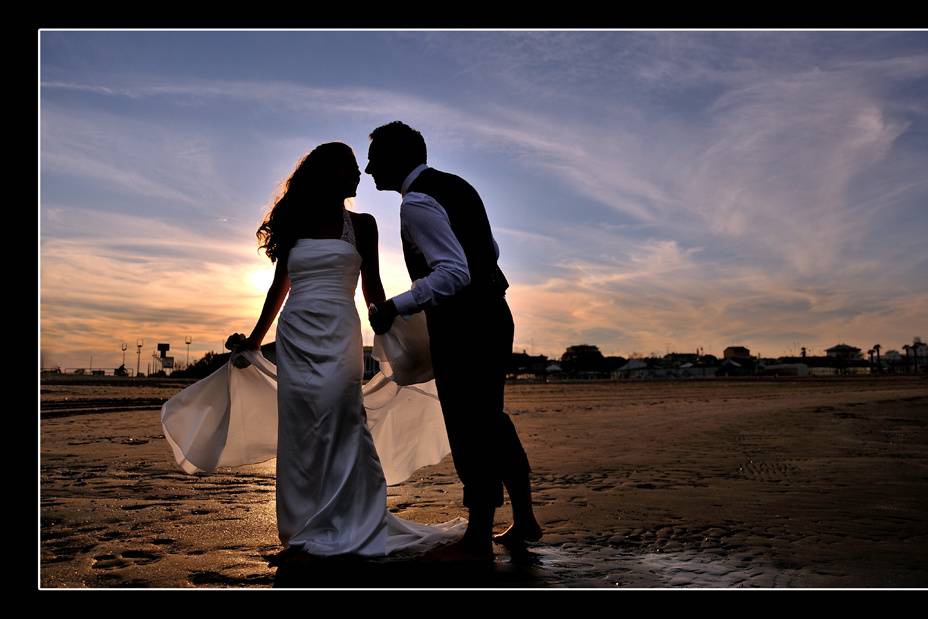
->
[355, 213, 386, 307]
[242, 251, 291, 349]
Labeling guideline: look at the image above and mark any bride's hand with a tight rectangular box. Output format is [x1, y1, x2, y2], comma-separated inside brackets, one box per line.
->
[231, 341, 258, 369]
[231, 351, 253, 369]
[227, 333, 260, 368]
[225, 333, 247, 351]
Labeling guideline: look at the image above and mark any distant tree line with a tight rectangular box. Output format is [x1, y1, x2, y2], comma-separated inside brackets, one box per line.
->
[167, 351, 231, 379]
[507, 344, 627, 380]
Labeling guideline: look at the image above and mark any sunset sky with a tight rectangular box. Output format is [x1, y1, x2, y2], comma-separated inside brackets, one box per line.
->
[40, 30, 928, 371]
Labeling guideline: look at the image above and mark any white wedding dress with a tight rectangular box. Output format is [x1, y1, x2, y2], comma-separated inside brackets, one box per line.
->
[161, 211, 465, 557]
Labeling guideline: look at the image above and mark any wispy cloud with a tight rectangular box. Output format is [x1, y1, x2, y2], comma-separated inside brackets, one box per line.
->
[41, 104, 262, 226]
[40, 207, 270, 367]
[40, 32, 928, 366]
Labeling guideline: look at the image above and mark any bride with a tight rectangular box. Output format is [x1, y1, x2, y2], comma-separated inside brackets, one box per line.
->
[160, 142, 465, 558]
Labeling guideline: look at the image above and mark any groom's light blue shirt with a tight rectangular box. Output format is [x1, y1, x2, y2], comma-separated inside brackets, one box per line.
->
[390, 164, 498, 316]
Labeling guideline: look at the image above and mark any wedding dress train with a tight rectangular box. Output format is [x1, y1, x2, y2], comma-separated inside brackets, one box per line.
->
[161, 211, 464, 557]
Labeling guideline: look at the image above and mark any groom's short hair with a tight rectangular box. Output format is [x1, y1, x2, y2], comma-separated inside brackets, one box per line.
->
[369, 121, 427, 166]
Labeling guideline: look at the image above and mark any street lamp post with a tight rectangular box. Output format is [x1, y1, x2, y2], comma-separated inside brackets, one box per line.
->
[136, 339, 144, 377]
[185, 336, 192, 369]
[121, 342, 128, 367]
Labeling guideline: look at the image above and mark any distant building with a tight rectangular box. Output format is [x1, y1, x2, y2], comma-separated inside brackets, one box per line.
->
[826, 344, 862, 360]
[602, 356, 628, 373]
[724, 346, 751, 361]
[883, 350, 903, 362]
[777, 353, 870, 376]
[663, 352, 699, 365]
[677, 363, 719, 378]
[616, 359, 650, 379]
[717, 359, 748, 376]
[760, 363, 810, 377]
[882, 345, 926, 374]
[507, 351, 549, 380]
[915, 340, 928, 359]
[902, 339, 928, 374]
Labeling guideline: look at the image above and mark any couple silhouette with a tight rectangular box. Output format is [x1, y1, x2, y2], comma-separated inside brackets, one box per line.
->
[166, 121, 542, 563]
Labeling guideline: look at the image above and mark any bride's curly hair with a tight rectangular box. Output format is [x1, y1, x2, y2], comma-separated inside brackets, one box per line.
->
[257, 142, 356, 263]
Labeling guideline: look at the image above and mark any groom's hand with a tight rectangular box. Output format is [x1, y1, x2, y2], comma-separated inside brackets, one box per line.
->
[369, 300, 399, 335]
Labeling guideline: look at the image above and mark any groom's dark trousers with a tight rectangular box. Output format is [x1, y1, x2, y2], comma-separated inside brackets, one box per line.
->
[404, 168, 531, 511]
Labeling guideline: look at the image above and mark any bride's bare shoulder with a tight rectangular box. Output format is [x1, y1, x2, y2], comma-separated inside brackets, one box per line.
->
[348, 211, 378, 234]
[348, 210, 376, 223]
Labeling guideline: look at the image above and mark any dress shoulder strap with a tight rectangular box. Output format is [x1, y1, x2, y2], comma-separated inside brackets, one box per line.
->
[340, 209, 357, 248]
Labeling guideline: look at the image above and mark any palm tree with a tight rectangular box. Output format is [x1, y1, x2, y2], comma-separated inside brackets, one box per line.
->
[867, 348, 875, 370]
[874, 344, 881, 373]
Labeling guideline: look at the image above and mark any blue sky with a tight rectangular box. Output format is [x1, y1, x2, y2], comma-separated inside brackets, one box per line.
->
[40, 30, 928, 370]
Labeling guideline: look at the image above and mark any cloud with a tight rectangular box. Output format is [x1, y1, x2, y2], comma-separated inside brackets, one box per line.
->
[507, 225, 928, 360]
[40, 103, 264, 229]
[40, 207, 274, 367]
[495, 226, 560, 245]
[40, 34, 928, 365]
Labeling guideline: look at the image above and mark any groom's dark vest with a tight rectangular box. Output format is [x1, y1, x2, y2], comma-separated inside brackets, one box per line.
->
[403, 168, 509, 307]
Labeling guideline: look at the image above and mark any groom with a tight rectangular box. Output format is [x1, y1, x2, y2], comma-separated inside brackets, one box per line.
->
[366, 121, 542, 561]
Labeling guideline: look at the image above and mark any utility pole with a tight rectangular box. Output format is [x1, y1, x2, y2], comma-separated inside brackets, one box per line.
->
[136, 339, 144, 377]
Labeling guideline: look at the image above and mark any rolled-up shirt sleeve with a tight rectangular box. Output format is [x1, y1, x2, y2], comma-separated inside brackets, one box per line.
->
[392, 192, 471, 316]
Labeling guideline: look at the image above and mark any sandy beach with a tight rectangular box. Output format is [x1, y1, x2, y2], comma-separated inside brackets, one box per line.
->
[39, 375, 928, 588]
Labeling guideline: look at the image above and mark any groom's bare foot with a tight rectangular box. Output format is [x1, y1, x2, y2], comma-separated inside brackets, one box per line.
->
[422, 538, 494, 563]
[492, 522, 543, 547]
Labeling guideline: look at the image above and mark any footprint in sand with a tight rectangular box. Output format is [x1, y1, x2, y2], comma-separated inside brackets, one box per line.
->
[188, 570, 274, 586]
[92, 554, 128, 570]
[738, 461, 800, 483]
[93, 549, 163, 570]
